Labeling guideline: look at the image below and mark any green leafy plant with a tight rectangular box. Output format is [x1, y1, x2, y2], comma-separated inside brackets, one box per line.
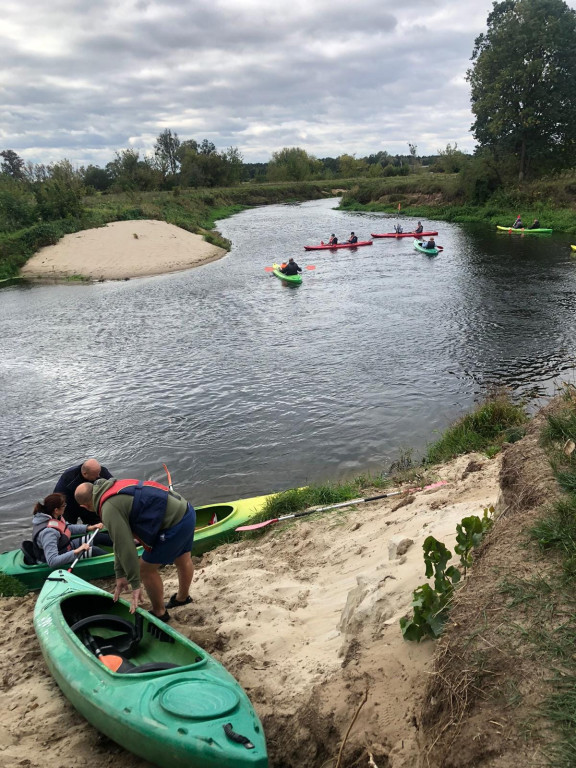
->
[455, 506, 494, 573]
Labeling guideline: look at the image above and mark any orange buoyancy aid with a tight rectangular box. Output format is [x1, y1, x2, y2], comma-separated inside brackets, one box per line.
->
[97, 479, 170, 550]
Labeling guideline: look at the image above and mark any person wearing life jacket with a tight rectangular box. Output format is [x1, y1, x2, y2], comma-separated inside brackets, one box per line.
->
[414, 222, 424, 234]
[347, 232, 359, 243]
[75, 477, 196, 622]
[424, 238, 436, 250]
[512, 215, 524, 229]
[528, 218, 541, 229]
[31, 492, 106, 567]
[327, 234, 338, 245]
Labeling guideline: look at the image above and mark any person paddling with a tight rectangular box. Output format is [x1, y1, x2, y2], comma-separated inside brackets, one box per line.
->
[424, 237, 436, 250]
[280, 258, 302, 276]
[512, 215, 524, 229]
[347, 232, 359, 244]
[414, 222, 424, 234]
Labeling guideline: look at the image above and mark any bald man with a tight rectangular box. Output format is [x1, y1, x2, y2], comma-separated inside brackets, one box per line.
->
[54, 458, 113, 525]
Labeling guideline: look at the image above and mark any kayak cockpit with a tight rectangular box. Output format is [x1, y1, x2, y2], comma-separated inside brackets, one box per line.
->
[60, 593, 206, 673]
[195, 503, 234, 529]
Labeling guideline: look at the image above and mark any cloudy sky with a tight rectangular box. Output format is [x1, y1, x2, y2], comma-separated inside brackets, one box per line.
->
[2, 0, 569, 168]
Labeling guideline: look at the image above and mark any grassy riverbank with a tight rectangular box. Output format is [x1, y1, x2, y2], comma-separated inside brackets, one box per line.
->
[0, 179, 358, 280]
[340, 172, 576, 234]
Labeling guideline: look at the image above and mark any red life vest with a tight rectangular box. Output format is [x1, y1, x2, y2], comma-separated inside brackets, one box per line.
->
[32, 517, 73, 562]
[97, 479, 171, 550]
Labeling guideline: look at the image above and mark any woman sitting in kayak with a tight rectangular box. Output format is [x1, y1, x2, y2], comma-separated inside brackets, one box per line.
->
[28, 492, 109, 567]
[280, 258, 302, 276]
[347, 232, 359, 244]
[528, 219, 541, 229]
[327, 234, 338, 245]
[512, 215, 524, 229]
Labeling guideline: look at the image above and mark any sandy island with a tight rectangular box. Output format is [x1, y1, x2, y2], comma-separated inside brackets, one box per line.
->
[19, 220, 227, 282]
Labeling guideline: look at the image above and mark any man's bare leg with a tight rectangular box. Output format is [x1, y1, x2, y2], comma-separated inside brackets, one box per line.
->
[140, 559, 165, 615]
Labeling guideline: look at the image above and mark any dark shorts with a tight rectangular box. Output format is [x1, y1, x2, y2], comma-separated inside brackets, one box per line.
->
[142, 504, 196, 565]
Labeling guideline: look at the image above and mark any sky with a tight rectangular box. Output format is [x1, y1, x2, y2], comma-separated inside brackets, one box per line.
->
[1, 0, 569, 168]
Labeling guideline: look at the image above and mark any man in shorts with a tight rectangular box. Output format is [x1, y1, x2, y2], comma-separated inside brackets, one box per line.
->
[75, 477, 195, 621]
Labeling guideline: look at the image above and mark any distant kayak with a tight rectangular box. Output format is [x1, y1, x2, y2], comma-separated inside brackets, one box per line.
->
[496, 226, 553, 234]
[571, 245, 576, 252]
[371, 231, 438, 238]
[272, 263, 302, 284]
[304, 241, 372, 251]
[414, 241, 439, 256]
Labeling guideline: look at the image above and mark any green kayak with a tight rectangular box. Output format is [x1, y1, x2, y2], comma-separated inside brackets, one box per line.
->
[34, 570, 268, 768]
[414, 241, 439, 256]
[272, 263, 302, 285]
[1, 492, 276, 590]
[496, 225, 552, 234]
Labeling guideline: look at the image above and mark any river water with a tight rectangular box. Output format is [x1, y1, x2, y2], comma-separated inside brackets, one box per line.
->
[2, 198, 575, 549]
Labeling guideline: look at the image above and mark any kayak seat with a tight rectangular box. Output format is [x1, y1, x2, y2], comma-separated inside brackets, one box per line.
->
[71, 614, 141, 658]
[21, 540, 38, 566]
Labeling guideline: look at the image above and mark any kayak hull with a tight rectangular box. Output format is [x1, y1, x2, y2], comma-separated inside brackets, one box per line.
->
[304, 241, 372, 250]
[414, 241, 439, 256]
[371, 231, 438, 238]
[0, 493, 277, 590]
[496, 225, 552, 234]
[34, 571, 268, 768]
[272, 264, 302, 284]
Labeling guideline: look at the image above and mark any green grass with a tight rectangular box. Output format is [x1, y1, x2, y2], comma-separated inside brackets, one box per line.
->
[0, 572, 27, 597]
[425, 395, 527, 464]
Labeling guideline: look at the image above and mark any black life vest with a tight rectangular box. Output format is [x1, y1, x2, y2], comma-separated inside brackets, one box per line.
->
[97, 479, 172, 550]
[32, 517, 72, 563]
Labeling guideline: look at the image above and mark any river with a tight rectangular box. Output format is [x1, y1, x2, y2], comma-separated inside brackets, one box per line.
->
[1, 198, 575, 549]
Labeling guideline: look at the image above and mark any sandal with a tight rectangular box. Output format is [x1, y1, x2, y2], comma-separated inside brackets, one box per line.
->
[151, 610, 171, 622]
[165, 593, 193, 609]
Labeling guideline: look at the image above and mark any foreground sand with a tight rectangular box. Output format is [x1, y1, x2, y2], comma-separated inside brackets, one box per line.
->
[0, 453, 500, 768]
[19, 220, 227, 281]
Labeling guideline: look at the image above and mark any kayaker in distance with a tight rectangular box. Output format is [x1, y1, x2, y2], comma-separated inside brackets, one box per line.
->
[512, 215, 524, 229]
[347, 232, 359, 243]
[280, 258, 302, 276]
[414, 222, 424, 234]
[394, 224, 403, 234]
[75, 478, 196, 621]
[528, 218, 541, 229]
[55, 458, 113, 525]
[424, 237, 436, 250]
[327, 234, 338, 245]
[29, 492, 108, 567]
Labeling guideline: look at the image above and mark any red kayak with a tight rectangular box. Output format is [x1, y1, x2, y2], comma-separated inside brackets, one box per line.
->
[304, 241, 373, 251]
[371, 231, 438, 238]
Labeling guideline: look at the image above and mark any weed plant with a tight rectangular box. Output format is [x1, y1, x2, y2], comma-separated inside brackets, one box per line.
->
[425, 395, 527, 464]
[0, 572, 28, 597]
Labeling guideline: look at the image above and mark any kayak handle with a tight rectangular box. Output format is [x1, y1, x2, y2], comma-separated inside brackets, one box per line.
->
[223, 723, 255, 749]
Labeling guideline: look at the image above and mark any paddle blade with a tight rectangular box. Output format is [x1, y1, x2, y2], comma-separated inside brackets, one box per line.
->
[305, 265, 316, 270]
[236, 518, 279, 531]
[264, 267, 274, 272]
[99, 653, 125, 672]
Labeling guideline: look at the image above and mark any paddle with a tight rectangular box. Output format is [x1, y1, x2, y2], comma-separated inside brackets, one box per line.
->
[67, 529, 100, 573]
[162, 463, 174, 492]
[235, 482, 447, 531]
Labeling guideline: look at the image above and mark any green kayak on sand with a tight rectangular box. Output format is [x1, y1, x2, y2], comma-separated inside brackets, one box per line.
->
[414, 241, 439, 256]
[34, 570, 268, 768]
[496, 225, 553, 234]
[0, 492, 277, 590]
[272, 263, 302, 285]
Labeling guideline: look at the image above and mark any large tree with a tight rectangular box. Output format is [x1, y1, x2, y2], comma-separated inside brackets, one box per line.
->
[467, 0, 576, 180]
[154, 129, 181, 176]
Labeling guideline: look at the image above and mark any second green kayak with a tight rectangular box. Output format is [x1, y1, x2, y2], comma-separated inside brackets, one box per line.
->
[414, 241, 439, 256]
[34, 570, 268, 768]
[0, 492, 277, 590]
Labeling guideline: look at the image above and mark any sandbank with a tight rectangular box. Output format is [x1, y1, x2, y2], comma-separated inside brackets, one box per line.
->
[19, 220, 227, 282]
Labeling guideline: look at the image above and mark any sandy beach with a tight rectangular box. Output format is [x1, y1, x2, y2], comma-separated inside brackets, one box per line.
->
[0, 453, 500, 768]
[19, 220, 227, 282]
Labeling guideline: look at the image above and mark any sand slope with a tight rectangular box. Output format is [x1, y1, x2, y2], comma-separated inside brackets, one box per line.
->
[19, 220, 227, 281]
[0, 453, 500, 768]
